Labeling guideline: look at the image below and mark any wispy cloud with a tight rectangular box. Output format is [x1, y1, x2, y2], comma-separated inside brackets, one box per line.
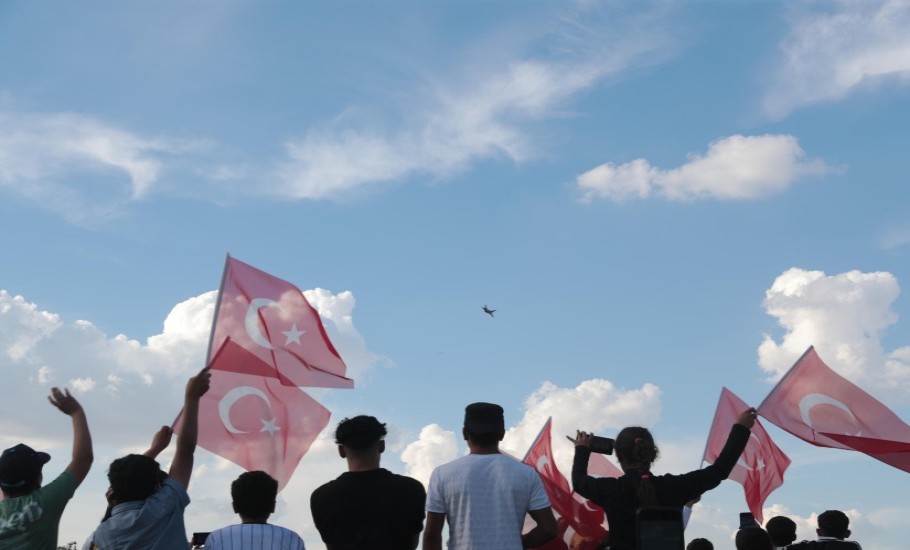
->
[272, 4, 677, 199]
[763, 0, 910, 118]
[576, 134, 833, 202]
[878, 226, 910, 250]
[0, 110, 203, 223]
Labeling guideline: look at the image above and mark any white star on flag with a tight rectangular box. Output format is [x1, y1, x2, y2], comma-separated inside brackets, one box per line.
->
[282, 323, 305, 345]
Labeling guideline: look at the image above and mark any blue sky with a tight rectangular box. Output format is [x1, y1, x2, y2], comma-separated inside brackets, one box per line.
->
[1, 0, 909, 547]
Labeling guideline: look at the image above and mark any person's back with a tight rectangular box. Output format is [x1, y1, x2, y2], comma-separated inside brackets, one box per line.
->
[423, 403, 556, 550]
[0, 388, 93, 550]
[788, 510, 862, 550]
[311, 415, 425, 549]
[206, 471, 304, 550]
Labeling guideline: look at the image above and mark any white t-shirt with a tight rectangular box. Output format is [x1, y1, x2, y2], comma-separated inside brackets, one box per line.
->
[205, 523, 305, 550]
[426, 453, 550, 550]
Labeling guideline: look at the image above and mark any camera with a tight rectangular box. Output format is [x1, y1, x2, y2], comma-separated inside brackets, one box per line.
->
[589, 435, 614, 455]
[738, 512, 759, 529]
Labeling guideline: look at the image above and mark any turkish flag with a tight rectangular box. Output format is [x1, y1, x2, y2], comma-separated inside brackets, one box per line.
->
[758, 346, 910, 473]
[210, 256, 353, 388]
[523, 418, 608, 550]
[703, 388, 789, 523]
[189, 338, 331, 490]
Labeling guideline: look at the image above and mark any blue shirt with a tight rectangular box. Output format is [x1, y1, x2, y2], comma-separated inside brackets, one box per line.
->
[89, 478, 191, 549]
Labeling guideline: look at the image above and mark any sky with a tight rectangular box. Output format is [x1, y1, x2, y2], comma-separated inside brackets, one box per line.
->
[1, 0, 909, 547]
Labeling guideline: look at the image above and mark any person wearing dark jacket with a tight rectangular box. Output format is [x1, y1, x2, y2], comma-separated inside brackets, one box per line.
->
[570, 407, 757, 550]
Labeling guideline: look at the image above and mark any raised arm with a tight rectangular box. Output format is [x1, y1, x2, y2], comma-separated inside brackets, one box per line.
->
[169, 366, 211, 489]
[48, 387, 93, 486]
[144, 426, 173, 458]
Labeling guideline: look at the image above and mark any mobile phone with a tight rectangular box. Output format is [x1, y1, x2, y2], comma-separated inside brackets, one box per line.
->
[739, 512, 758, 529]
[191, 532, 210, 546]
[637, 507, 684, 550]
[589, 435, 615, 455]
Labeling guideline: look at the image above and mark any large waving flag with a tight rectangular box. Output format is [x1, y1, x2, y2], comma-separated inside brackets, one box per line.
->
[209, 256, 353, 388]
[703, 388, 790, 523]
[758, 346, 910, 473]
[194, 338, 330, 490]
[523, 418, 608, 550]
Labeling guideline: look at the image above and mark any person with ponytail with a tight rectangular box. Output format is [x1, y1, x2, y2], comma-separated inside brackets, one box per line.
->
[569, 407, 758, 550]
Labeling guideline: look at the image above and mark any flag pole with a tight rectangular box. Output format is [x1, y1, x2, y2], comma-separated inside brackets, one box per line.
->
[521, 417, 551, 463]
[757, 345, 814, 413]
[172, 253, 232, 429]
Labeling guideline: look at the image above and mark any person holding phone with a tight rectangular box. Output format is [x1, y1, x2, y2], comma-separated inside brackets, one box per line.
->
[569, 407, 757, 550]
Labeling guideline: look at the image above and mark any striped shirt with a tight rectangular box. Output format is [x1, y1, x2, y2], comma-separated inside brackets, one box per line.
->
[205, 523, 305, 550]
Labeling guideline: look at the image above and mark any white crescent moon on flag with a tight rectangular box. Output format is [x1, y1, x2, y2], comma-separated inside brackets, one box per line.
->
[219, 385, 273, 434]
[736, 432, 763, 470]
[245, 298, 283, 349]
[798, 393, 862, 436]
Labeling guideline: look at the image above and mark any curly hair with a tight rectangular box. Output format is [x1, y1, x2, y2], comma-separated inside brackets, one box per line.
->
[232, 471, 278, 519]
[108, 454, 161, 503]
[334, 415, 387, 451]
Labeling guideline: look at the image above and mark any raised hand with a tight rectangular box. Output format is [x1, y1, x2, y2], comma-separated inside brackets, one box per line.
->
[185, 366, 212, 400]
[48, 387, 84, 416]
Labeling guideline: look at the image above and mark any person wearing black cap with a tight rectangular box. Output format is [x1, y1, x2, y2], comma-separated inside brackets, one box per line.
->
[423, 402, 557, 550]
[788, 509, 862, 549]
[310, 415, 426, 549]
[0, 387, 94, 550]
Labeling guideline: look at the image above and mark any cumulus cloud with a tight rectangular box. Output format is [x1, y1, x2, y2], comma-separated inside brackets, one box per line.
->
[763, 0, 910, 118]
[758, 268, 910, 399]
[400, 424, 459, 486]
[0, 110, 203, 223]
[576, 134, 832, 203]
[273, 4, 676, 200]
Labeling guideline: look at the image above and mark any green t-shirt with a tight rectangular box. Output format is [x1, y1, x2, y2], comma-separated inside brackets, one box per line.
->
[0, 471, 77, 550]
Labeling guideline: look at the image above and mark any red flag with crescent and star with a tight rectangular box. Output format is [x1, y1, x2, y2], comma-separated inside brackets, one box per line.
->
[757, 346, 910, 474]
[193, 338, 331, 490]
[703, 387, 789, 523]
[522, 418, 609, 550]
[209, 256, 353, 388]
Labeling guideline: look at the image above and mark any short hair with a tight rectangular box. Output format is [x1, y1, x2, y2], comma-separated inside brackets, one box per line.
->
[735, 527, 772, 550]
[687, 537, 714, 550]
[334, 416, 387, 451]
[108, 454, 161, 503]
[765, 515, 797, 546]
[231, 471, 278, 519]
[464, 428, 502, 446]
[817, 510, 850, 539]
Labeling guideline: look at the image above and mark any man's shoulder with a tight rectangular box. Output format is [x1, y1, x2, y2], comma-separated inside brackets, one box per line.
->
[787, 540, 862, 549]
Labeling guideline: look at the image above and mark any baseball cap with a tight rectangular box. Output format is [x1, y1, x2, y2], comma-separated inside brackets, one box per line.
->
[0, 444, 50, 489]
[464, 402, 505, 434]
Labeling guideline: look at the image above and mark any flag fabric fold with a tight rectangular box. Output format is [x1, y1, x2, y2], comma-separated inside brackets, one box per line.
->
[758, 346, 910, 474]
[703, 387, 790, 523]
[523, 418, 609, 550]
[210, 256, 353, 388]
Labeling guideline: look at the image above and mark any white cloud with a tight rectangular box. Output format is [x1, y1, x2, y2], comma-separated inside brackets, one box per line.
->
[273, 5, 676, 200]
[576, 134, 832, 203]
[758, 268, 910, 400]
[878, 226, 910, 250]
[0, 110, 202, 223]
[763, 0, 910, 118]
[400, 424, 459, 486]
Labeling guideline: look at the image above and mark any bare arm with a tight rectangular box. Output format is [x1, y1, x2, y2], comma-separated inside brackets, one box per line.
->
[422, 511, 445, 550]
[522, 507, 558, 548]
[410, 533, 420, 550]
[143, 426, 173, 458]
[48, 388, 93, 486]
[169, 366, 211, 489]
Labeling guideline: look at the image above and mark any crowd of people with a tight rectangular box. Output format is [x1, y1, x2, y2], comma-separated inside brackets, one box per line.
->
[0, 369, 864, 549]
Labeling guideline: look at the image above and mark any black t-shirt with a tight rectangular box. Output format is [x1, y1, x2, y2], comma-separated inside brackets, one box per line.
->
[310, 468, 426, 550]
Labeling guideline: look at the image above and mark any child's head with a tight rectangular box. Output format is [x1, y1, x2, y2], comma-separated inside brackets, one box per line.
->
[108, 454, 162, 503]
[817, 510, 850, 540]
[765, 516, 797, 546]
[231, 471, 278, 521]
